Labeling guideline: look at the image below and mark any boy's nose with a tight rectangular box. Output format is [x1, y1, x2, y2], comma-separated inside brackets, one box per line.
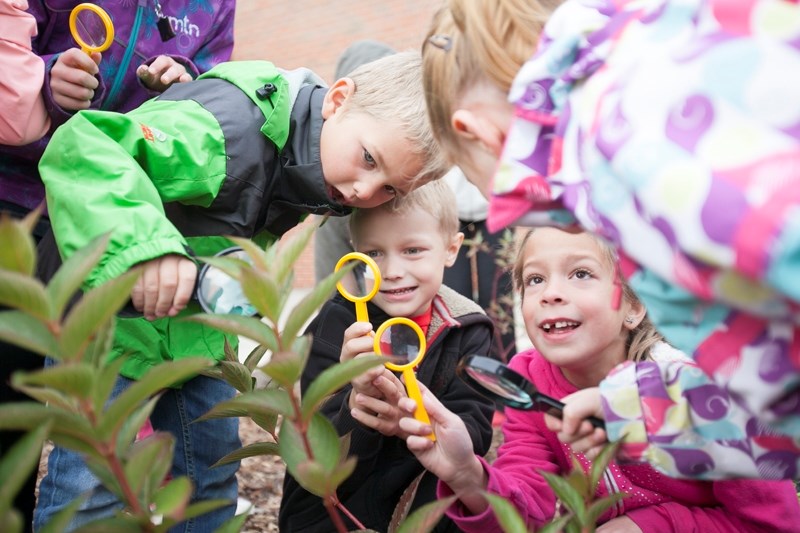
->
[353, 181, 379, 201]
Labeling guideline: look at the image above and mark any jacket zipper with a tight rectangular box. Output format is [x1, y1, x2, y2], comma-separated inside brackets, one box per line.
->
[103, 0, 146, 109]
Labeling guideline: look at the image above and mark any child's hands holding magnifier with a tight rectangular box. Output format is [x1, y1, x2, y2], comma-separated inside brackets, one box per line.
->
[53, 3, 113, 111]
[50, 48, 100, 111]
[544, 387, 608, 460]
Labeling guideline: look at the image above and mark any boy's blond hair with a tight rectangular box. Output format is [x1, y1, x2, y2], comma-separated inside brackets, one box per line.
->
[349, 178, 459, 244]
[421, 0, 559, 165]
[344, 50, 449, 187]
[511, 229, 663, 363]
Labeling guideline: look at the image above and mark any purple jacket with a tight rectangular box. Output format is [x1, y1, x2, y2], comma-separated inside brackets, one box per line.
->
[0, 0, 234, 216]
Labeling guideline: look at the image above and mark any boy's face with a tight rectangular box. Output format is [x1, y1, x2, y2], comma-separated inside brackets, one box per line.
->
[351, 207, 462, 318]
[320, 79, 425, 209]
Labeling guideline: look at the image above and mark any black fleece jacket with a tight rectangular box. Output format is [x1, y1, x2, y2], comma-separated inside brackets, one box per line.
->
[279, 286, 496, 532]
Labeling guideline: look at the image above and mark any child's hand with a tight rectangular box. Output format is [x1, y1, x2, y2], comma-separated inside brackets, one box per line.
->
[544, 387, 608, 459]
[351, 371, 410, 437]
[131, 254, 197, 321]
[596, 515, 642, 532]
[137, 55, 192, 92]
[50, 48, 101, 111]
[341, 322, 386, 408]
[398, 382, 486, 496]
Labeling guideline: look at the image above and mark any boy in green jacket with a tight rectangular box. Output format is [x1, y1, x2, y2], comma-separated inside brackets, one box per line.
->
[35, 51, 447, 531]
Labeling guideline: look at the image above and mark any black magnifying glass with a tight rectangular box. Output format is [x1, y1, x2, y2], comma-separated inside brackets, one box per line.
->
[456, 355, 605, 429]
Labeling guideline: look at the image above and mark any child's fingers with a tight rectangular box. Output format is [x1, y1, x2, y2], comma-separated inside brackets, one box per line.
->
[169, 258, 197, 316]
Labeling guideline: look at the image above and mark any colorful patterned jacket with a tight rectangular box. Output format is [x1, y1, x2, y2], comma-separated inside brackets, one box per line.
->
[488, 0, 800, 479]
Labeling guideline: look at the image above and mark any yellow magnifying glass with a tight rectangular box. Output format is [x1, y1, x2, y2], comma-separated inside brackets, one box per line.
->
[69, 3, 115, 55]
[374, 318, 435, 441]
[335, 252, 381, 323]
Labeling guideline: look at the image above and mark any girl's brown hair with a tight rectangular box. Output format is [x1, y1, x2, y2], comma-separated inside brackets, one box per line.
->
[511, 229, 663, 362]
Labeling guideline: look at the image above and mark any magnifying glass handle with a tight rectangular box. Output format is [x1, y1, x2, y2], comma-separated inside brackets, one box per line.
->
[355, 301, 369, 323]
[403, 369, 435, 441]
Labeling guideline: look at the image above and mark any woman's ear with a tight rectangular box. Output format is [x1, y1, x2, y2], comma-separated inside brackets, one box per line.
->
[451, 109, 506, 156]
[322, 78, 356, 119]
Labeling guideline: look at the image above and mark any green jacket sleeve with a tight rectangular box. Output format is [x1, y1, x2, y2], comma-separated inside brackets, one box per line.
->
[40, 98, 228, 288]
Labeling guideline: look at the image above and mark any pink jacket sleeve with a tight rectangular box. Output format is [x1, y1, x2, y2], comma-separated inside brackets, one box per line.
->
[625, 478, 800, 533]
[0, 0, 49, 145]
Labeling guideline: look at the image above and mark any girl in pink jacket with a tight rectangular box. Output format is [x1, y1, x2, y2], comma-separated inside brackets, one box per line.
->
[398, 227, 800, 532]
[0, 0, 48, 145]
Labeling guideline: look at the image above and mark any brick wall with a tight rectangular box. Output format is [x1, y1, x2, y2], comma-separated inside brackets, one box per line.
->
[233, 0, 442, 287]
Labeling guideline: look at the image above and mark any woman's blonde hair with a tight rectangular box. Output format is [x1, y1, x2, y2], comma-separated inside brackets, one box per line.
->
[421, 0, 559, 166]
[511, 229, 663, 363]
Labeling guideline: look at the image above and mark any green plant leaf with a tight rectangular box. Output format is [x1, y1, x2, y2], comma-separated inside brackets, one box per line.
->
[96, 358, 212, 439]
[196, 388, 294, 422]
[589, 441, 622, 495]
[239, 267, 282, 324]
[585, 492, 628, 526]
[10, 383, 77, 411]
[394, 495, 457, 533]
[0, 509, 22, 533]
[212, 441, 280, 467]
[305, 413, 341, 471]
[0, 211, 37, 275]
[227, 236, 270, 272]
[37, 495, 86, 533]
[59, 270, 139, 361]
[45, 232, 111, 319]
[14, 364, 95, 400]
[175, 499, 231, 522]
[278, 416, 309, 477]
[0, 310, 58, 357]
[210, 507, 250, 533]
[0, 402, 95, 453]
[280, 263, 351, 344]
[152, 476, 192, 519]
[482, 492, 528, 533]
[242, 343, 269, 371]
[260, 351, 305, 389]
[124, 432, 174, 498]
[270, 219, 318, 287]
[293, 456, 357, 499]
[567, 454, 590, 500]
[537, 515, 573, 533]
[218, 360, 254, 394]
[84, 316, 116, 368]
[182, 314, 278, 353]
[116, 395, 161, 457]
[301, 355, 385, 421]
[92, 357, 127, 417]
[389, 472, 423, 532]
[0, 422, 51, 522]
[540, 470, 587, 525]
[0, 270, 50, 320]
[84, 453, 126, 502]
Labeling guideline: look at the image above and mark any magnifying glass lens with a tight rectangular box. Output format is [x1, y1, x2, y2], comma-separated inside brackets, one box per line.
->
[463, 366, 531, 404]
[338, 257, 377, 299]
[74, 9, 109, 48]
[378, 323, 421, 366]
[196, 248, 256, 316]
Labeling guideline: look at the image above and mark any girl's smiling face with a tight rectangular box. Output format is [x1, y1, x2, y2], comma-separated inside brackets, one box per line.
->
[518, 227, 642, 389]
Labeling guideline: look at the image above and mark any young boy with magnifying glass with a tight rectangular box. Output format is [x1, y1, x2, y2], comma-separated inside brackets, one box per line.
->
[280, 178, 496, 533]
